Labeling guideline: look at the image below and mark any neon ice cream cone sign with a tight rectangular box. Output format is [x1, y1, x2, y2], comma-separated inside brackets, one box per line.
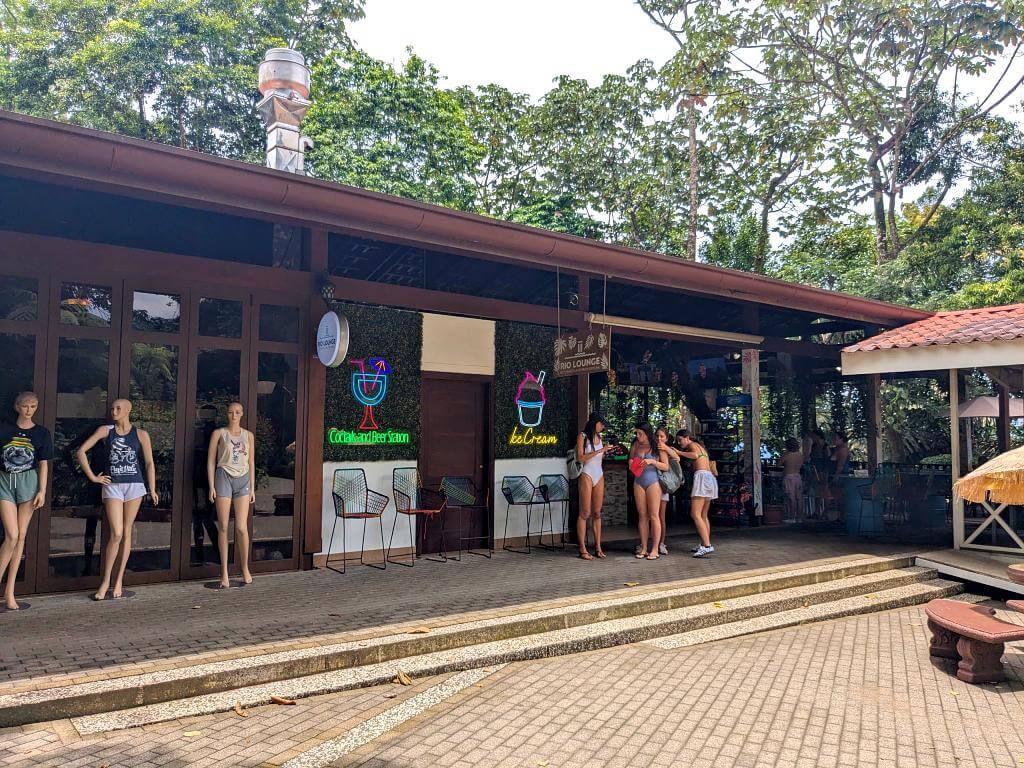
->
[515, 370, 547, 427]
[508, 369, 558, 446]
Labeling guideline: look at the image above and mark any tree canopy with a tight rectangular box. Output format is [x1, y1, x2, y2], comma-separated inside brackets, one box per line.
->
[2, 0, 1023, 311]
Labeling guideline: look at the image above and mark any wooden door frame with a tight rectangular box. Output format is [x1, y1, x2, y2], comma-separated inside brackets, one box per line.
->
[420, 372, 495, 548]
[36, 267, 125, 593]
[247, 292, 308, 574]
[178, 285, 253, 581]
[0, 262, 51, 596]
[117, 278, 193, 585]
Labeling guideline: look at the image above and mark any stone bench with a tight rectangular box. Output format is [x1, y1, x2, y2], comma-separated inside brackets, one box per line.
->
[925, 599, 1024, 683]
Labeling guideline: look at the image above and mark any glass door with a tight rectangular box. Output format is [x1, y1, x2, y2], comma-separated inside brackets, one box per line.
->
[116, 282, 189, 584]
[179, 290, 251, 580]
[39, 273, 122, 593]
[0, 268, 49, 596]
[248, 298, 306, 572]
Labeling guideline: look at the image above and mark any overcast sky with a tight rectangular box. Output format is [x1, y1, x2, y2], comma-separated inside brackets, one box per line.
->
[350, 0, 678, 98]
[350, 0, 1022, 114]
[350, 0, 1021, 220]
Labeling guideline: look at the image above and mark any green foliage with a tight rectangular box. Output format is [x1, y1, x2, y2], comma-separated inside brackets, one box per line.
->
[494, 321, 573, 460]
[880, 378, 952, 463]
[304, 49, 483, 209]
[323, 302, 421, 463]
[0, 0, 364, 159]
[701, 216, 761, 272]
[507, 194, 606, 240]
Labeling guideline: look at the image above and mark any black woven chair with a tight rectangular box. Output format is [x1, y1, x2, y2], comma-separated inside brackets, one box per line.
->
[501, 475, 543, 554]
[537, 474, 570, 550]
[328, 468, 389, 573]
[440, 475, 492, 560]
[389, 467, 447, 566]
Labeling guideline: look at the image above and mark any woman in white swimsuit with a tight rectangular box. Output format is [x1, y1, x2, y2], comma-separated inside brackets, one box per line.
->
[575, 413, 612, 560]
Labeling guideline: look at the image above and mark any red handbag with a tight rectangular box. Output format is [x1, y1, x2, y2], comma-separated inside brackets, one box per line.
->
[629, 457, 645, 478]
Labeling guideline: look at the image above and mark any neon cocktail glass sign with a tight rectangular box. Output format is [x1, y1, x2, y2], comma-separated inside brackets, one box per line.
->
[326, 356, 411, 447]
[351, 357, 390, 431]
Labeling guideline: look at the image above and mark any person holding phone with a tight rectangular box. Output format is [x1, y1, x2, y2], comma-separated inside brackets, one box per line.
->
[575, 413, 614, 560]
[630, 423, 668, 560]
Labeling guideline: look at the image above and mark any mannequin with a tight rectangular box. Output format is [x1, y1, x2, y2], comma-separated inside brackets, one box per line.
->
[0, 392, 52, 610]
[77, 399, 158, 600]
[206, 402, 256, 588]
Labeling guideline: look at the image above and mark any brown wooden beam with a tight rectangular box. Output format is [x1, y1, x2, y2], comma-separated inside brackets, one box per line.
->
[866, 373, 882, 471]
[998, 384, 1011, 454]
[575, 273, 591, 431]
[329, 275, 586, 328]
[303, 228, 329, 560]
[760, 337, 843, 362]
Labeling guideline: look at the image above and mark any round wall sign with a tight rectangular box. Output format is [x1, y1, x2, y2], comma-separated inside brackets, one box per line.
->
[316, 311, 349, 367]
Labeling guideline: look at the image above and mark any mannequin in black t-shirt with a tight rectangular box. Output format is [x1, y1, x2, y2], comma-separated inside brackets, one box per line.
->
[0, 392, 52, 610]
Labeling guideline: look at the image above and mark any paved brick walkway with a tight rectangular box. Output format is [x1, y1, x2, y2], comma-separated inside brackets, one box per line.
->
[338, 604, 1024, 768]
[6, 602, 1024, 767]
[0, 529, 907, 685]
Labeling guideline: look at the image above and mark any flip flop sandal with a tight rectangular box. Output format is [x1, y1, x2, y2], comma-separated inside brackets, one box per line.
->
[635, 552, 648, 559]
[578, 551, 595, 560]
[596, 551, 607, 559]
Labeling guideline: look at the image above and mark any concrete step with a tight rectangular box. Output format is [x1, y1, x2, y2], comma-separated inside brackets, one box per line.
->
[2, 564, 957, 732]
[0, 554, 915, 728]
[647, 587, 987, 650]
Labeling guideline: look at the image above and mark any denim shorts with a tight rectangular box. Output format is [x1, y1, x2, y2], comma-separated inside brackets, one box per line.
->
[0, 469, 38, 505]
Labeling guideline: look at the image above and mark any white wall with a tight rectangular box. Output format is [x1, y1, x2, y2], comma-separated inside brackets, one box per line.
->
[422, 313, 495, 374]
[320, 461, 414, 556]
[494, 457, 570, 543]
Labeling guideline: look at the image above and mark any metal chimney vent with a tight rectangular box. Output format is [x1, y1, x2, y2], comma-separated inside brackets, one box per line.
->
[257, 48, 312, 174]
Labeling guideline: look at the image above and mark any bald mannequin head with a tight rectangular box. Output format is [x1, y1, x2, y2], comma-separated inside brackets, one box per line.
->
[111, 399, 133, 422]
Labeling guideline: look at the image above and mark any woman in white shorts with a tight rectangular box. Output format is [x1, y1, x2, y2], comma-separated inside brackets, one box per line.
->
[676, 430, 718, 558]
[77, 399, 158, 600]
[206, 402, 256, 587]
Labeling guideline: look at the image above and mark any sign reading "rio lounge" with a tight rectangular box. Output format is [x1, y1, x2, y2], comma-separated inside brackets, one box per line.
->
[554, 327, 611, 378]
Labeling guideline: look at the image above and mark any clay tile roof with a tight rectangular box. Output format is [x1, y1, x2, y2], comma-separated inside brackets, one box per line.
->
[844, 303, 1024, 353]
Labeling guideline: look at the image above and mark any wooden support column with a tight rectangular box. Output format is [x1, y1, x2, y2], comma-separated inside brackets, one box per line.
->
[575, 274, 590, 430]
[998, 383, 1011, 454]
[302, 228, 328, 563]
[865, 373, 882, 473]
[951, 369, 963, 549]
[742, 349, 763, 517]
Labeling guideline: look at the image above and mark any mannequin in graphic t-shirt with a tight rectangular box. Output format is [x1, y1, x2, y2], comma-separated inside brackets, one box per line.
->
[206, 402, 256, 588]
[0, 392, 52, 610]
[76, 399, 158, 600]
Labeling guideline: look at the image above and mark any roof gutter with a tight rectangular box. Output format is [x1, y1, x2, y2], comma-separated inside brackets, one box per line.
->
[0, 110, 932, 327]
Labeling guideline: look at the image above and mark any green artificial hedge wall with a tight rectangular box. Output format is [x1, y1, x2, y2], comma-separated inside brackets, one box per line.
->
[323, 302, 422, 462]
[494, 320, 574, 460]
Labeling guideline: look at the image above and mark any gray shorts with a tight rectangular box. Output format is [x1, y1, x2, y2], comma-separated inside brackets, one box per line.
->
[215, 468, 251, 499]
[0, 469, 38, 505]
